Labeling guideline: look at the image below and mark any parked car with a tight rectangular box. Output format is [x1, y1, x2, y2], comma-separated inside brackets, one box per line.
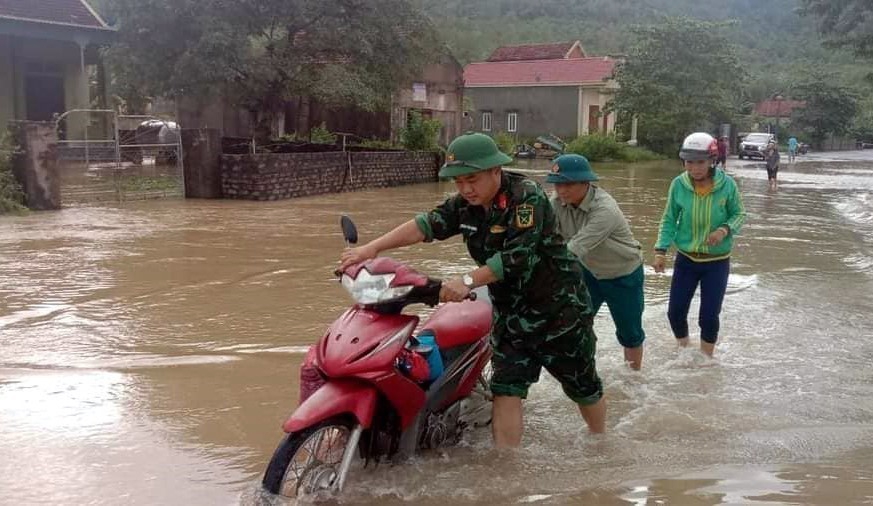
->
[738, 133, 775, 160]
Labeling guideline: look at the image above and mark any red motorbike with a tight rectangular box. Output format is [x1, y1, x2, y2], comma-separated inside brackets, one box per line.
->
[262, 216, 493, 498]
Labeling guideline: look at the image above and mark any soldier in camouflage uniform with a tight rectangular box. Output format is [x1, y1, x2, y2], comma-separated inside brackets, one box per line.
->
[340, 133, 606, 447]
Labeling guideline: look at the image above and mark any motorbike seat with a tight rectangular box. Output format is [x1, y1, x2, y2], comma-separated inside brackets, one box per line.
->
[420, 299, 492, 350]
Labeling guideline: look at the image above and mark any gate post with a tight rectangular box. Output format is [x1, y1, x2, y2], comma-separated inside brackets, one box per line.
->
[9, 121, 61, 210]
[182, 128, 222, 198]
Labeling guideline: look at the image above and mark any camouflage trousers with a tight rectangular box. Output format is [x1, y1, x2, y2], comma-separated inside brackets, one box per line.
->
[489, 302, 603, 406]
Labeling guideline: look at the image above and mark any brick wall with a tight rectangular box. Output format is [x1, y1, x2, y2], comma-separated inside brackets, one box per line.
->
[221, 151, 439, 200]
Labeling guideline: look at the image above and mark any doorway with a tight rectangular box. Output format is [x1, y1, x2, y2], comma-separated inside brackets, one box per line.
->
[588, 105, 600, 134]
[25, 75, 65, 121]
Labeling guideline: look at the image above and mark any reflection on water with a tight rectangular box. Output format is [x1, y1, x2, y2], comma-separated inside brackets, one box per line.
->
[620, 458, 873, 506]
[1, 153, 873, 504]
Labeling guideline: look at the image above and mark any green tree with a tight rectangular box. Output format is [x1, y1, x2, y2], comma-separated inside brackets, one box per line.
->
[105, 0, 438, 141]
[790, 73, 859, 149]
[400, 111, 442, 151]
[608, 17, 746, 154]
[800, 1, 873, 59]
[851, 97, 873, 142]
[0, 136, 25, 214]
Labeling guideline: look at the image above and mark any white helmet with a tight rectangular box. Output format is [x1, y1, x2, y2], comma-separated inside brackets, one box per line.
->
[679, 132, 718, 161]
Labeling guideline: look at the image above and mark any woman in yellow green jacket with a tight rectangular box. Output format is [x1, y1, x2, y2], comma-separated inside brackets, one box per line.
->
[653, 132, 746, 357]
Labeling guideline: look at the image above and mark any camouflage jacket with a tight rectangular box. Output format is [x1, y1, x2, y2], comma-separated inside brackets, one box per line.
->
[415, 172, 590, 335]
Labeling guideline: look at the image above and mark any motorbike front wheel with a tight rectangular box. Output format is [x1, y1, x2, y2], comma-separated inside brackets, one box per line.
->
[262, 417, 355, 497]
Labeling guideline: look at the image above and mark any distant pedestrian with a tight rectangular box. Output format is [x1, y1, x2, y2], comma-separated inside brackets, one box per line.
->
[652, 132, 746, 358]
[716, 136, 729, 169]
[764, 141, 780, 191]
[787, 136, 798, 163]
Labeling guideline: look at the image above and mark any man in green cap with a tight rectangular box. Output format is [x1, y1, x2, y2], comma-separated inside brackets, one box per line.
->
[548, 154, 646, 370]
[340, 132, 606, 447]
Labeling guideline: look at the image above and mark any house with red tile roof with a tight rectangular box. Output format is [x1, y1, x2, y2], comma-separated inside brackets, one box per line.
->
[0, 0, 114, 134]
[487, 41, 586, 62]
[754, 98, 806, 120]
[464, 40, 618, 140]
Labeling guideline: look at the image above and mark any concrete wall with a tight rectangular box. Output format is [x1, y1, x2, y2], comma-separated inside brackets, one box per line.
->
[9, 120, 60, 210]
[0, 35, 16, 132]
[392, 56, 464, 146]
[176, 91, 254, 139]
[466, 86, 580, 140]
[221, 151, 438, 201]
[467, 83, 619, 140]
[182, 129, 223, 199]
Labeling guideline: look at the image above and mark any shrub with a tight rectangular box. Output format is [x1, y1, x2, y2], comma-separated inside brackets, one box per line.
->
[0, 135, 25, 214]
[565, 133, 626, 162]
[277, 132, 300, 143]
[310, 123, 337, 144]
[566, 133, 664, 162]
[492, 131, 516, 156]
[400, 111, 442, 151]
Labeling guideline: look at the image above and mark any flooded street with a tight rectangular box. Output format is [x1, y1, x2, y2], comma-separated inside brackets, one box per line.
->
[2, 151, 873, 505]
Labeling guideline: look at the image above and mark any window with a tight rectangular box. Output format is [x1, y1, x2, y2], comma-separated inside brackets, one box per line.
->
[482, 111, 492, 132]
[412, 83, 427, 102]
[507, 112, 518, 133]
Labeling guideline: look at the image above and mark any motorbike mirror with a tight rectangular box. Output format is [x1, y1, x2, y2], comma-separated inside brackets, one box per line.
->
[340, 215, 358, 245]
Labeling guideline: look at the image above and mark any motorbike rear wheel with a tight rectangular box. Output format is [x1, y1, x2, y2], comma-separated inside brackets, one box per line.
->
[262, 417, 354, 497]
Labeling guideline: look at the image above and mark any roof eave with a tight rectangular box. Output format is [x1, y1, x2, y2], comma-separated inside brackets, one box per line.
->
[466, 79, 614, 87]
[0, 16, 115, 44]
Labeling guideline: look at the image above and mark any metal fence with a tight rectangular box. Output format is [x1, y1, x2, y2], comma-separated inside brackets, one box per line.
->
[55, 109, 184, 204]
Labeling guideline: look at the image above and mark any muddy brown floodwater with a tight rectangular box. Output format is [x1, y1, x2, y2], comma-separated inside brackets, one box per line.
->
[2, 151, 872, 505]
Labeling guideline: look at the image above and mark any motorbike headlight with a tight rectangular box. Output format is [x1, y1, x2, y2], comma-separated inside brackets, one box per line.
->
[341, 270, 413, 305]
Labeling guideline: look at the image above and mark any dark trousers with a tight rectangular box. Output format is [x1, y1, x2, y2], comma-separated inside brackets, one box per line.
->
[667, 254, 730, 343]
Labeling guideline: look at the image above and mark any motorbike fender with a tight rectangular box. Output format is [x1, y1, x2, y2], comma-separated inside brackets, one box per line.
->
[283, 380, 378, 433]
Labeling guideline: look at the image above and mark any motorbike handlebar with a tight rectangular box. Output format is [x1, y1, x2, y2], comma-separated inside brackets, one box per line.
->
[332, 269, 477, 303]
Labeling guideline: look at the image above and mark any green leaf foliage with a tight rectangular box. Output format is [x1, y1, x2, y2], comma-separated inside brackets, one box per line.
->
[566, 134, 663, 162]
[800, 0, 873, 59]
[0, 136, 26, 214]
[790, 73, 860, 148]
[309, 123, 337, 145]
[491, 131, 515, 156]
[105, 0, 440, 137]
[608, 17, 746, 154]
[400, 111, 442, 151]
[426, 0, 872, 150]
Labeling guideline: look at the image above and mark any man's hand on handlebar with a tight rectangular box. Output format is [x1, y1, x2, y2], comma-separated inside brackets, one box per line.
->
[440, 278, 471, 303]
[339, 244, 378, 271]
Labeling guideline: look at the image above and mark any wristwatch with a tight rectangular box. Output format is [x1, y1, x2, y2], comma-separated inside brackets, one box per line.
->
[462, 274, 475, 289]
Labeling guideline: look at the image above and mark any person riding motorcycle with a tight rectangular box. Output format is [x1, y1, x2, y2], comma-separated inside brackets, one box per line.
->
[340, 132, 607, 447]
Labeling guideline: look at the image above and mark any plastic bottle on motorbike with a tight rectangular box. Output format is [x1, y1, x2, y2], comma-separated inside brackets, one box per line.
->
[396, 331, 444, 384]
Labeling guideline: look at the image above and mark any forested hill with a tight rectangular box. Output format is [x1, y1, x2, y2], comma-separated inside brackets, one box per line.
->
[427, 0, 829, 63]
[424, 0, 866, 103]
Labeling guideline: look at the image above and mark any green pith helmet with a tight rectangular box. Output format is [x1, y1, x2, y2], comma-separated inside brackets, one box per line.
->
[439, 132, 513, 178]
[545, 154, 599, 183]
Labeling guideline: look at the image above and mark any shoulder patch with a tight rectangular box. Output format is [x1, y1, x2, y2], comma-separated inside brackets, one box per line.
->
[514, 204, 535, 229]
